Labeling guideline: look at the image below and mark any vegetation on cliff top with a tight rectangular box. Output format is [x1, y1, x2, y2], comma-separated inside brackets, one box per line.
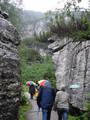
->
[45, 1, 90, 42]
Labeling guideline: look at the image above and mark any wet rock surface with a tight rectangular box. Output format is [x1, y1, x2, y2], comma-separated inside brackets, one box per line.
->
[48, 35, 90, 111]
[0, 13, 21, 120]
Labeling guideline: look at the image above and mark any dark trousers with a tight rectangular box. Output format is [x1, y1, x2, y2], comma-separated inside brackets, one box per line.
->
[30, 93, 33, 99]
[57, 108, 68, 120]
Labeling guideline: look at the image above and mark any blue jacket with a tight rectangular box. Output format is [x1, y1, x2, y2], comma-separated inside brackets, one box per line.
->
[37, 86, 56, 109]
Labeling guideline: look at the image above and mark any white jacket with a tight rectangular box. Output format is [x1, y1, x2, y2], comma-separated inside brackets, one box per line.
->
[55, 91, 69, 109]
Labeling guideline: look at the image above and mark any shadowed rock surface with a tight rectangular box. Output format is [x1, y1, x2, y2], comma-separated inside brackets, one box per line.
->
[48, 35, 90, 112]
[0, 13, 21, 120]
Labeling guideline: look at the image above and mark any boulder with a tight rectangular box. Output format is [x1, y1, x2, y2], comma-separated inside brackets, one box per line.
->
[0, 15, 21, 119]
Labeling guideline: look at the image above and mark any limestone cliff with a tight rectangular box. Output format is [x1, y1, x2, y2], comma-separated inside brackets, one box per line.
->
[0, 13, 21, 120]
[48, 35, 90, 111]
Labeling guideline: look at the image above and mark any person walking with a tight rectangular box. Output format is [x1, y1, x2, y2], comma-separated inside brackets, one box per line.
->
[37, 85, 56, 120]
[54, 84, 69, 120]
[29, 84, 35, 99]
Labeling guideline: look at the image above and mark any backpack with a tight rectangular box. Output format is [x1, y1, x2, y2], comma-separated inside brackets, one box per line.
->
[40, 87, 55, 109]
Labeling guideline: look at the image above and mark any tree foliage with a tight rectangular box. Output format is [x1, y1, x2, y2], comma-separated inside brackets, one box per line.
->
[45, 0, 90, 41]
[0, 0, 22, 31]
[19, 41, 56, 87]
[34, 31, 52, 43]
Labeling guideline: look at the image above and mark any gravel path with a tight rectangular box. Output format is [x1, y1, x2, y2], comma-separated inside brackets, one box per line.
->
[27, 99, 58, 120]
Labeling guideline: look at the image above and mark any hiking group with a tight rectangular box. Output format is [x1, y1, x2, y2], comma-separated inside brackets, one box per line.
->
[26, 80, 69, 120]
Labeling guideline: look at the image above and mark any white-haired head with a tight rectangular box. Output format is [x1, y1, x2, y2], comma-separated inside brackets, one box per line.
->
[60, 84, 66, 91]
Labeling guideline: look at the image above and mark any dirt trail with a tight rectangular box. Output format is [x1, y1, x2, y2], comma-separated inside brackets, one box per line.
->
[27, 99, 58, 120]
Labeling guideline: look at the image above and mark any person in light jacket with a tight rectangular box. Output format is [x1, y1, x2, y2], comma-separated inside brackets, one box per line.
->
[54, 84, 69, 120]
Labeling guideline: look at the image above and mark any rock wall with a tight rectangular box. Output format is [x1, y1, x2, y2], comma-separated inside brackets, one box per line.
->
[0, 14, 21, 119]
[48, 36, 90, 111]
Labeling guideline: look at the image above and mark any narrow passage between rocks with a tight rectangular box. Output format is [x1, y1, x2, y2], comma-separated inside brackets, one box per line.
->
[27, 99, 58, 120]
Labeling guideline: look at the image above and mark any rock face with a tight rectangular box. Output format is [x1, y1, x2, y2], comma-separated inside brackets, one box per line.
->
[0, 16, 21, 119]
[48, 35, 90, 111]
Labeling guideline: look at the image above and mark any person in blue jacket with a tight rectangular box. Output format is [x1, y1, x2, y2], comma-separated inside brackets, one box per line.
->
[37, 85, 56, 120]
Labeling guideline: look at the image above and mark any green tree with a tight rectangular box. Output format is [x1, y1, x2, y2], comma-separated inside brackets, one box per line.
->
[0, 0, 22, 31]
[45, 0, 90, 41]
